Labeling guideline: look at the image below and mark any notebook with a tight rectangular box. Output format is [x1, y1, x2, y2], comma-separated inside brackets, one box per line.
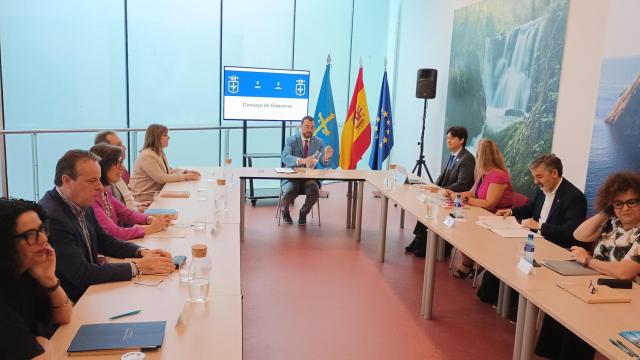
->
[542, 260, 601, 276]
[556, 282, 631, 304]
[620, 331, 640, 349]
[275, 167, 296, 174]
[144, 208, 178, 216]
[476, 216, 522, 230]
[67, 321, 166, 356]
[490, 228, 542, 238]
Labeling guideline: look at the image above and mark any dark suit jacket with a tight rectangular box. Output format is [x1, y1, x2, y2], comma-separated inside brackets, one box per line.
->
[39, 189, 141, 302]
[436, 147, 475, 192]
[511, 178, 587, 249]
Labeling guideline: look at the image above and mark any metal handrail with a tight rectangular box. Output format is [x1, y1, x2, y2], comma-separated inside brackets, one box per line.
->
[0, 124, 303, 199]
[0, 124, 297, 135]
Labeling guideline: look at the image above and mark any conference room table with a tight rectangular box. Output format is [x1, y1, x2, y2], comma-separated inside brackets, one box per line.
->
[49, 174, 242, 359]
[366, 172, 639, 360]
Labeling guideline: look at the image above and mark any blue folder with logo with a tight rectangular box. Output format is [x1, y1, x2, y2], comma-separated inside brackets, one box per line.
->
[67, 321, 166, 354]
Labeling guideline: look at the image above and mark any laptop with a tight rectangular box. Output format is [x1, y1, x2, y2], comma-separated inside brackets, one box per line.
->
[541, 260, 601, 276]
[395, 165, 428, 185]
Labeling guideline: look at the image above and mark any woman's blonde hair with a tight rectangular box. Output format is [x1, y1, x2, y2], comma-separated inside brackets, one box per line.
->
[142, 124, 168, 155]
[475, 138, 508, 178]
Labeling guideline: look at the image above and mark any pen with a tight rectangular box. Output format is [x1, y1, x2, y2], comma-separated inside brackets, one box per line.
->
[109, 309, 142, 320]
[616, 339, 639, 358]
[610, 338, 636, 358]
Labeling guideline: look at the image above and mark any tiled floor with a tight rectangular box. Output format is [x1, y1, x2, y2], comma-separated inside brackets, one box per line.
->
[240, 181, 540, 359]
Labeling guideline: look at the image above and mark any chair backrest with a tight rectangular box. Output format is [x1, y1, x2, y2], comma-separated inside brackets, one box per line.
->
[512, 192, 529, 208]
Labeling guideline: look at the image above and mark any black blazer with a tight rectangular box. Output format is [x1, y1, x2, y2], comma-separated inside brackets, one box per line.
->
[39, 189, 141, 302]
[436, 147, 476, 192]
[511, 179, 587, 249]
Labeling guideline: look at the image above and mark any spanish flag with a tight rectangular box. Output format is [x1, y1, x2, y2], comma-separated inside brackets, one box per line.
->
[340, 67, 371, 169]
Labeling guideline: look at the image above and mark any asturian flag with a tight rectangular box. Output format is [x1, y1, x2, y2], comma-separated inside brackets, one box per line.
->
[369, 69, 394, 170]
[313, 61, 340, 169]
[339, 66, 371, 169]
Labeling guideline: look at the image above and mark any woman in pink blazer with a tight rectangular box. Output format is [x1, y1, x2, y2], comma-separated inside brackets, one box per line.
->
[90, 143, 170, 240]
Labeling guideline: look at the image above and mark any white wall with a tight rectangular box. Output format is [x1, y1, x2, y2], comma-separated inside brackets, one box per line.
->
[389, 0, 608, 191]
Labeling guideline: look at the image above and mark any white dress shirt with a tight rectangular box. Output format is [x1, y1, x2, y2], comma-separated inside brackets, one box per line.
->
[539, 177, 563, 225]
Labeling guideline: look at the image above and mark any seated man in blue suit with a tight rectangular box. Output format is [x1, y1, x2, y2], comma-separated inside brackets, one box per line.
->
[280, 116, 333, 225]
[39, 150, 176, 302]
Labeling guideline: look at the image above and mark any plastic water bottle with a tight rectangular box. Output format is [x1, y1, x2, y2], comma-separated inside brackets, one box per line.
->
[223, 158, 233, 184]
[523, 233, 535, 264]
[188, 244, 211, 303]
[453, 193, 463, 218]
[214, 179, 228, 214]
[385, 164, 397, 189]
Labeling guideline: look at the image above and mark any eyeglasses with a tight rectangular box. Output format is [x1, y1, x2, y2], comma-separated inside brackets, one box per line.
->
[588, 280, 598, 295]
[612, 198, 640, 209]
[12, 222, 50, 245]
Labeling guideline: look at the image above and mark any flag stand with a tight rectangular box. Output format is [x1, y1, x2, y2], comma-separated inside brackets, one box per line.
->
[411, 98, 434, 182]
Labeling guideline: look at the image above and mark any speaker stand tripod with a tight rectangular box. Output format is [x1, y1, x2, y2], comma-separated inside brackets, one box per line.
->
[412, 98, 434, 183]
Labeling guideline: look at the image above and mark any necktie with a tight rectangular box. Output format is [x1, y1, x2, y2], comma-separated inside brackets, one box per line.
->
[445, 154, 455, 170]
[303, 139, 309, 158]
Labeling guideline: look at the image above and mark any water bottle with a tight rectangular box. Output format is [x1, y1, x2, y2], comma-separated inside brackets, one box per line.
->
[453, 193, 463, 218]
[223, 158, 233, 184]
[214, 179, 228, 214]
[523, 233, 535, 264]
[188, 244, 211, 303]
[385, 164, 397, 189]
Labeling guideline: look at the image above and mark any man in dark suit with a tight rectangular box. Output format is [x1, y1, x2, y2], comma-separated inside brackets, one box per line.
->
[406, 126, 476, 257]
[496, 153, 587, 248]
[39, 150, 175, 302]
[477, 154, 587, 305]
[280, 116, 333, 225]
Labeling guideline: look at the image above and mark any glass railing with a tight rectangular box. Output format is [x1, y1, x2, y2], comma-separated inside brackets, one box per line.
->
[0, 124, 303, 200]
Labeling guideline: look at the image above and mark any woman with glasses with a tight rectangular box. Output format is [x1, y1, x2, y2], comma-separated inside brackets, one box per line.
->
[0, 198, 72, 359]
[536, 171, 640, 360]
[90, 143, 171, 240]
[129, 124, 200, 202]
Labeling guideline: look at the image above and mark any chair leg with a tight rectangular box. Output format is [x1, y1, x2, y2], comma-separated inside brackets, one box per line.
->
[317, 200, 321, 226]
[449, 247, 457, 270]
[472, 265, 482, 288]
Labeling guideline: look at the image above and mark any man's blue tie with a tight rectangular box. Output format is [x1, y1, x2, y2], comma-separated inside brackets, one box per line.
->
[445, 154, 455, 170]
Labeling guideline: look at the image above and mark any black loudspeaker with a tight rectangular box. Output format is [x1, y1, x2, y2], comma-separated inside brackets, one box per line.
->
[416, 68, 437, 99]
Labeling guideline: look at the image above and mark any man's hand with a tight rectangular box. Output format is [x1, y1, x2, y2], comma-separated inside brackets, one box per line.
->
[324, 145, 334, 160]
[140, 248, 172, 259]
[134, 252, 174, 275]
[521, 218, 540, 230]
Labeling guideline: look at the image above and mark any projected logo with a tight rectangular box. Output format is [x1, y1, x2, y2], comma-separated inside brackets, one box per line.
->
[227, 75, 239, 94]
[295, 79, 306, 97]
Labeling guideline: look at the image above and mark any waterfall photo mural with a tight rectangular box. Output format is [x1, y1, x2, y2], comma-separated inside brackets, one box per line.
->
[585, 0, 640, 211]
[443, 0, 569, 196]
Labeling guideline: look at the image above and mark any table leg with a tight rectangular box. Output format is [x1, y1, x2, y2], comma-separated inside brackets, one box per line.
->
[356, 180, 364, 242]
[378, 195, 388, 262]
[346, 181, 353, 229]
[497, 281, 505, 314]
[520, 299, 538, 360]
[351, 182, 358, 228]
[501, 285, 512, 319]
[421, 228, 438, 319]
[513, 293, 526, 360]
[400, 209, 405, 228]
[240, 178, 246, 242]
[436, 236, 445, 262]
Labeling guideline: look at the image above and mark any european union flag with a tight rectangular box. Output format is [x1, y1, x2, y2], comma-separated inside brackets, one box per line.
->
[369, 70, 393, 170]
[313, 63, 340, 169]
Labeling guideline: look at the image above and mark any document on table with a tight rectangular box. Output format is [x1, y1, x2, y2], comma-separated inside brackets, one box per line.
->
[490, 228, 542, 238]
[475, 216, 522, 229]
[275, 168, 296, 174]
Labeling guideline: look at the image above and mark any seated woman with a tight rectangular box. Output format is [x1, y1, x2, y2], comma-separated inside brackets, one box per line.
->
[448, 139, 514, 278]
[0, 198, 72, 359]
[536, 171, 640, 360]
[129, 124, 200, 202]
[90, 143, 170, 240]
